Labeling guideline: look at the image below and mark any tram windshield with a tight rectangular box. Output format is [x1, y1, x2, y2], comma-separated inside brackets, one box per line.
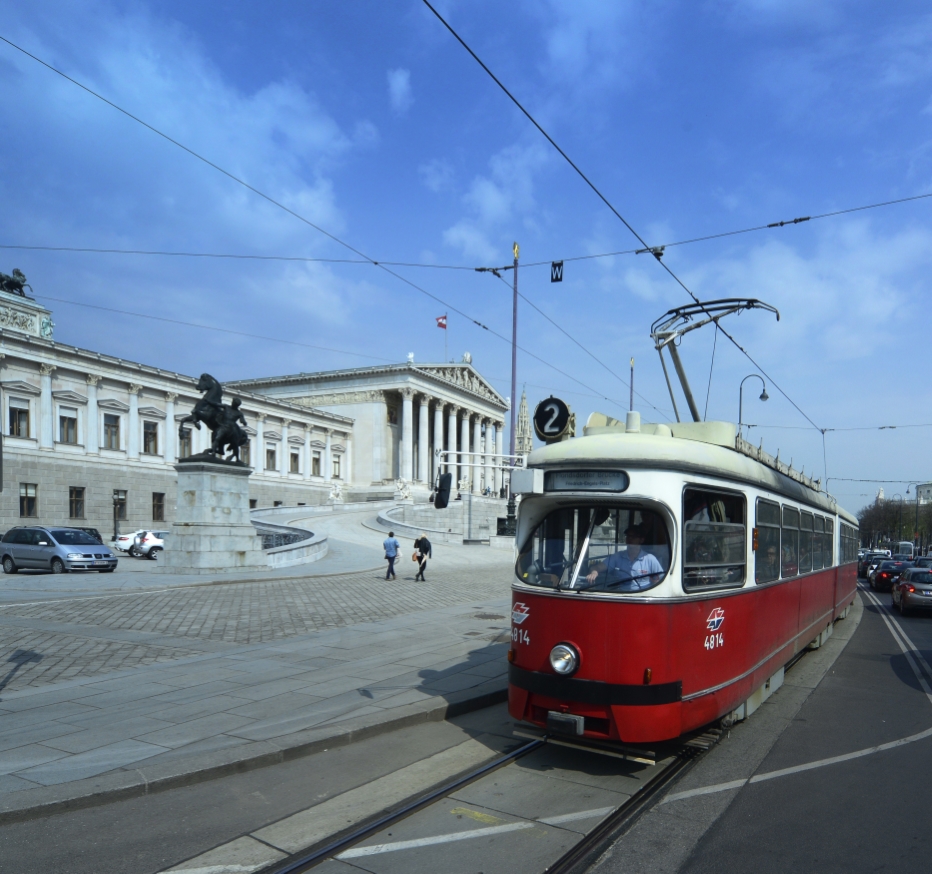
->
[516, 505, 670, 593]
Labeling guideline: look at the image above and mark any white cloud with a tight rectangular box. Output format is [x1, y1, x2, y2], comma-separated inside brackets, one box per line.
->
[442, 142, 549, 260]
[419, 158, 454, 193]
[387, 68, 413, 115]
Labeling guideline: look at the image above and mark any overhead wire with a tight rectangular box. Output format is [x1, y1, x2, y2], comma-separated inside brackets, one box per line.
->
[0, 34, 648, 418]
[6, 185, 932, 268]
[422, 0, 825, 436]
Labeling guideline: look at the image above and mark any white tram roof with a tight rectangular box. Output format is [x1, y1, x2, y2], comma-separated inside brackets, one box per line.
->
[526, 414, 857, 525]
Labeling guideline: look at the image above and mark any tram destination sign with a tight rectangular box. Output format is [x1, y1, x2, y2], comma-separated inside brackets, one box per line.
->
[544, 470, 629, 492]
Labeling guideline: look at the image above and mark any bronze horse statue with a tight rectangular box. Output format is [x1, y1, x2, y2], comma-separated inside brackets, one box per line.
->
[178, 374, 249, 463]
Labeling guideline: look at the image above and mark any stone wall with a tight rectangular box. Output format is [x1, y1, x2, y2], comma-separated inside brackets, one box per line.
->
[385, 495, 507, 541]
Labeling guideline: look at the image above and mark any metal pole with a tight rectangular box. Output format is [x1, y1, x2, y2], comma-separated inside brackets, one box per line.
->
[657, 348, 681, 422]
[666, 341, 701, 422]
[509, 242, 518, 459]
[629, 358, 634, 411]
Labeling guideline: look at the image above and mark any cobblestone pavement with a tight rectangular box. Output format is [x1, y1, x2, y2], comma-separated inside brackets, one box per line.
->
[0, 543, 514, 799]
[0, 564, 509, 691]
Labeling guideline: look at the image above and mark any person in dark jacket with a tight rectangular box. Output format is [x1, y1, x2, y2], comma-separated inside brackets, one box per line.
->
[414, 533, 432, 581]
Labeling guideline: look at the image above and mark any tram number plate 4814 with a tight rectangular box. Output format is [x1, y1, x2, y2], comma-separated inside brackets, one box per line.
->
[704, 632, 724, 650]
[512, 627, 530, 646]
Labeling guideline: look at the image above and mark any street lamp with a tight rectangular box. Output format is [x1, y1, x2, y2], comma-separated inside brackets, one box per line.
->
[906, 483, 921, 551]
[892, 493, 904, 543]
[738, 374, 769, 438]
[112, 492, 120, 543]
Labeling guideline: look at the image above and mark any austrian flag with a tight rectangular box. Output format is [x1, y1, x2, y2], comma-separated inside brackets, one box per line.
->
[436, 314, 447, 330]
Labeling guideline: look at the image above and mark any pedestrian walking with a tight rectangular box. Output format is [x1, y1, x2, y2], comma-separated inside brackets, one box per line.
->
[383, 530, 400, 580]
[413, 532, 432, 581]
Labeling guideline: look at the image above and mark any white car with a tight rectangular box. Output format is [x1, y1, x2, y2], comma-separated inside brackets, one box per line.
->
[136, 530, 169, 560]
[114, 529, 147, 555]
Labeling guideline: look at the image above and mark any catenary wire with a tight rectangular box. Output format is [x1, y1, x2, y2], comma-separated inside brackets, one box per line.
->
[491, 273, 673, 418]
[0, 35, 651, 418]
[6, 186, 932, 268]
[422, 1, 825, 436]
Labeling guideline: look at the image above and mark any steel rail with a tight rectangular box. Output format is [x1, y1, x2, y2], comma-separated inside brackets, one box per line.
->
[262, 738, 545, 874]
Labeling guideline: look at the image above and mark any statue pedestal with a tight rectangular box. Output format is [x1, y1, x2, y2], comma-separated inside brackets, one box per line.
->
[160, 461, 268, 574]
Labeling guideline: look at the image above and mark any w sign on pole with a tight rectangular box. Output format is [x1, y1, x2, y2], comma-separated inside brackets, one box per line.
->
[551, 261, 563, 283]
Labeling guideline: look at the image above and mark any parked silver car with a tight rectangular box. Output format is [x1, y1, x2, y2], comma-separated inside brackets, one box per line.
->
[1, 527, 118, 574]
[134, 530, 169, 560]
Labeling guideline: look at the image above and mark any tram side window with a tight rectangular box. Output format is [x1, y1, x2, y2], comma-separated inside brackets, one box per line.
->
[799, 512, 813, 574]
[824, 519, 834, 566]
[755, 500, 781, 584]
[683, 488, 746, 591]
[782, 507, 800, 577]
[812, 516, 824, 569]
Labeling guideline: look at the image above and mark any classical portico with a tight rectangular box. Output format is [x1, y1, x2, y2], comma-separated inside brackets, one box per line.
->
[228, 362, 508, 493]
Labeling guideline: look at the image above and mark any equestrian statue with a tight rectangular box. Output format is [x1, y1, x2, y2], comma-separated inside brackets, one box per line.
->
[178, 373, 250, 464]
[0, 269, 32, 297]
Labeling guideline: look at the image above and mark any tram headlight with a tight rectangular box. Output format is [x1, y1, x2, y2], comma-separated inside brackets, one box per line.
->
[549, 643, 579, 676]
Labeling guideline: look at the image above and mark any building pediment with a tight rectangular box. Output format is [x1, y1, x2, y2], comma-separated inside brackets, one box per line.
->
[309, 439, 326, 449]
[264, 430, 282, 441]
[288, 434, 305, 445]
[138, 405, 166, 419]
[2, 379, 41, 396]
[332, 443, 345, 453]
[52, 389, 88, 405]
[414, 365, 506, 407]
[98, 398, 130, 412]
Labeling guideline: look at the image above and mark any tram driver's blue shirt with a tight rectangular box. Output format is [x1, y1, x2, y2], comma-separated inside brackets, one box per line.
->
[603, 550, 664, 590]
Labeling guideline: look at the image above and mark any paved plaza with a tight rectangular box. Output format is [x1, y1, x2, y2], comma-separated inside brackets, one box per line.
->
[0, 510, 514, 819]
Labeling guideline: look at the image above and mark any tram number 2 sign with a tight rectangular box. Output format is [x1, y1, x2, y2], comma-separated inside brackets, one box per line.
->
[534, 396, 571, 443]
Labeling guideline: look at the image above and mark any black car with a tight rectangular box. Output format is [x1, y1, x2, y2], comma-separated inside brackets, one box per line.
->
[913, 557, 932, 570]
[859, 551, 889, 578]
[76, 527, 103, 544]
[871, 560, 912, 592]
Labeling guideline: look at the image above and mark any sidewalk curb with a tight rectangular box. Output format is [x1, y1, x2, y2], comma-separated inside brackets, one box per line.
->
[0, 680, 507, 826]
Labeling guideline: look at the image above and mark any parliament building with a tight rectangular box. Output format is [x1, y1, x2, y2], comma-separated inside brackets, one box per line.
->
[0, 287, 509, 536]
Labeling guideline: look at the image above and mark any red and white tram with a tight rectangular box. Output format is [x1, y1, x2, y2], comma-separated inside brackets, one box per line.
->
[507, 416, 859, 744]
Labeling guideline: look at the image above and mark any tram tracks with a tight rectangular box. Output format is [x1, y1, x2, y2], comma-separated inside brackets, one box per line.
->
[258, 726, 720, 874]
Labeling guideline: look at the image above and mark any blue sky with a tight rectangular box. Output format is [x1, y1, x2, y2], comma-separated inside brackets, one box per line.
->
[3, 1, 932, 513]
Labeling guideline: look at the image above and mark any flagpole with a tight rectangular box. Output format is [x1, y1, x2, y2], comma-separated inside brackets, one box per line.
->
[444, 314, 448, 362]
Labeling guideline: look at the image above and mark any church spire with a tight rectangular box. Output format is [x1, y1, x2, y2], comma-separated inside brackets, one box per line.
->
[516, 388, 533, 455]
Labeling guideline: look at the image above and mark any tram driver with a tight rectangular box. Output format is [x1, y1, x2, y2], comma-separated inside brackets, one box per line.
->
[584, 523, 665, 590]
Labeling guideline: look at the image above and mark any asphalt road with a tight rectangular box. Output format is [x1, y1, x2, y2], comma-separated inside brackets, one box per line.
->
[678, 584, 932, 873]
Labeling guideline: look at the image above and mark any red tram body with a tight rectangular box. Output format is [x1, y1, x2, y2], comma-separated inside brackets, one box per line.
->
[507, 418, 859, 744]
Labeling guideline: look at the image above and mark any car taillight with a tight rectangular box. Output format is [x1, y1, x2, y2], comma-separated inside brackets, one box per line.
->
[906, 585, 916, 593]
[880, 573, 889, 579]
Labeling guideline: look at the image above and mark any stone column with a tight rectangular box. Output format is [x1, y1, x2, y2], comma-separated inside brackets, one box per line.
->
[39, 363, 55, 449]
[472, 415, 483, 494]
[254, 414, 265, 470]
[164, 392, 177, 461]
[417, 395, 430, 483]
[280, 420, 290, 476]
[301, 426, 311, 480]
[460, 412, 471, 491]
[324, 429, 333, 480]
[344, 433, 353, 484]
[484, 419, 495, 495]
[433, 402, 444, 482]
[495, 422, 504, 493]
[446, 405, 458, 484]
[127, 384, 142, 459]
[401, 387, 414, 482]
[86, 374, 101, 454]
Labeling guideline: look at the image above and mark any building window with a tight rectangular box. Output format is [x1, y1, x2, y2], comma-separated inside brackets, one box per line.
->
[249, 499, 258, 509]
[152, 492, 165, 521]
[19, 483, 37, 517]
[266, 447, 277, 471]
[240, 442, 250, 466]
[113, 489, 127, 521]
[312, 451, 321, 476]
[290, 451, 300, 474]
[58, 407, 78, 444]
[69, 486, 85, 519]
[179, 428, 192, 459]
[273, 500, 283, 507]
[143, 421, 159, 455]
[104, 414, 121, 450]
[9, 399, 29, 437]
[332, 455, 342, 478]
